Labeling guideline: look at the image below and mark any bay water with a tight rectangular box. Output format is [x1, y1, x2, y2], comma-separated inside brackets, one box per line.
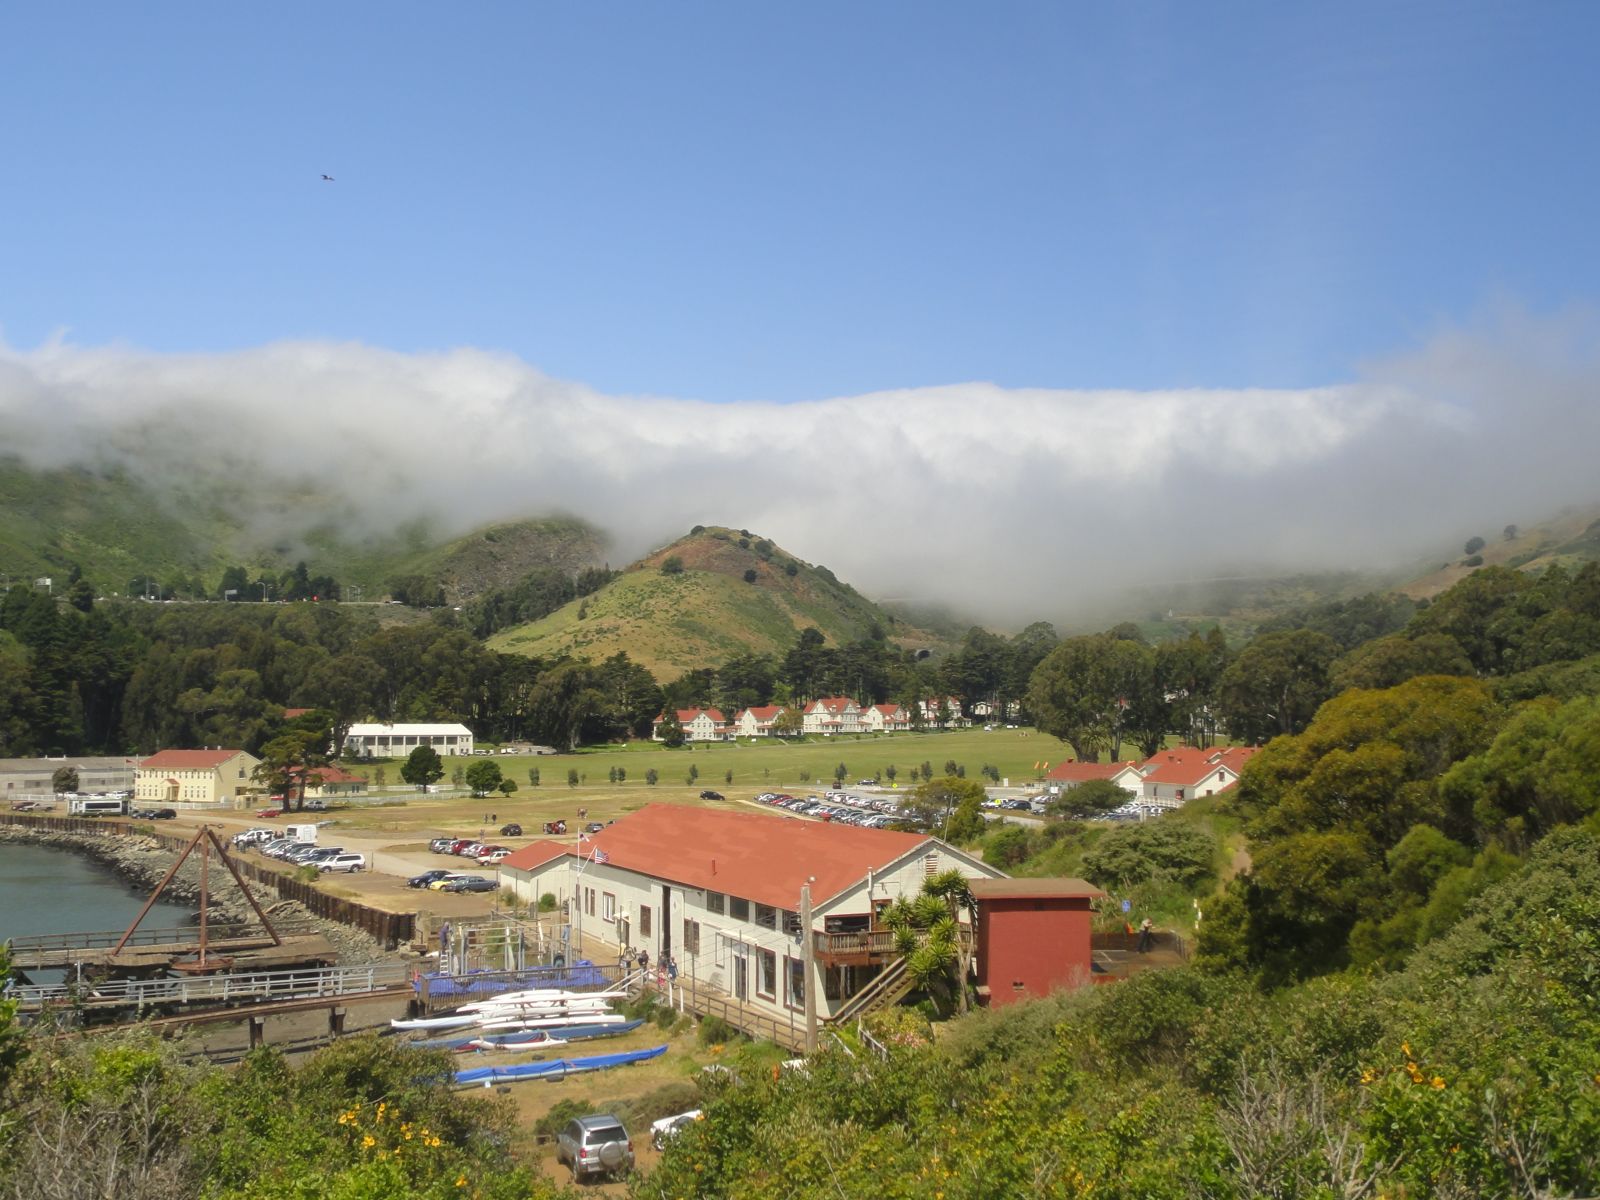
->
[0, 842, 193, 978]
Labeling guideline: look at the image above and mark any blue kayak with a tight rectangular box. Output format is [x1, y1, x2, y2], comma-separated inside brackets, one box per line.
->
[454, 1043, 667, 1086]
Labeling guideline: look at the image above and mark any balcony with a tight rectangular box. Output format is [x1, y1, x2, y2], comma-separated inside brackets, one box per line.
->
[811, 926, 973, 965]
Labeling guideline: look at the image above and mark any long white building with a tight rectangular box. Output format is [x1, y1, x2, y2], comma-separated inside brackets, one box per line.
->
[343, 722, 475, 758]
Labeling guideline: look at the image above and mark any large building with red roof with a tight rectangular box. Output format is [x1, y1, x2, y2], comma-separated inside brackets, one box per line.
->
[1043, 760, 1144, 795]
[1137, 745, 1260, 808]
[134, 748, 262, 807]
[500, 802, 1004, 1023]
[651, 707, 729, 742]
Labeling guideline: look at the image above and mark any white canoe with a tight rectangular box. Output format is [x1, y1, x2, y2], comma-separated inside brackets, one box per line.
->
[475, 1012, 627, 1032]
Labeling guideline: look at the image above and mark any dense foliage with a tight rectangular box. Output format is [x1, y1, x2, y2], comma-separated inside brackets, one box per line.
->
[647, 831, 1600, 1198]
[0, 1032, 556, 1200]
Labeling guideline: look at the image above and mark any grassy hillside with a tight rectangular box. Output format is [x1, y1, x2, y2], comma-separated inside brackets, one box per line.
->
[488, 525, 945, 674]
[0, 454, 605, 601]
[0, 457, 228, 590]
[1397, 502, 1600, 600]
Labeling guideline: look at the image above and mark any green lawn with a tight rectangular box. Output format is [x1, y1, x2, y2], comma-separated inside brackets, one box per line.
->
[497, 726, 1078, 792]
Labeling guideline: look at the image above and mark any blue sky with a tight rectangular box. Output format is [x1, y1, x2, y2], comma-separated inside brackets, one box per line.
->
[5, 1, 1597, 404]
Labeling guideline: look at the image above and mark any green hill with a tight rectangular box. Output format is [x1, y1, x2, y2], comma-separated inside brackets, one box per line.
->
[488, 525, 945, 675]
[0, 454, 605, 601]
[1397, 503, 1600, 600]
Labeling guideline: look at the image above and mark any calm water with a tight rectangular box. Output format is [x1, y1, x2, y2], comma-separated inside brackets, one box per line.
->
[0, 842, 193, 945]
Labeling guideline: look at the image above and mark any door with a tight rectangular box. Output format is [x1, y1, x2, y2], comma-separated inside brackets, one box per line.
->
[732, 952, 749, 1000]
[661, 885, 673, 959]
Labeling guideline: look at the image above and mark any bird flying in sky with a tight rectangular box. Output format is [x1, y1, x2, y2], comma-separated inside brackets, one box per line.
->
[321, 174, 334, 181]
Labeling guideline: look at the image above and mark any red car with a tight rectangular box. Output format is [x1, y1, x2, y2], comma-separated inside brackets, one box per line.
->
[256, 807, 282, 818]
[447, 838, 474, 855]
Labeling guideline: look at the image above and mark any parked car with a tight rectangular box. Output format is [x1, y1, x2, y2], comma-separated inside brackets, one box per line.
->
[542, 820, 567, 835]
[698, 790, 725, 801]
[556, 1115, 634, 1183]
[316, 852, 366, 873]
[584, 822, 605, 833]
[409, 869, 456, 888]
[440, 875, 498, 893]
[499, 823, 523, 837]
[256, 807, 282, 819]
[427, 874, 469, 891]
[150, 808, 177, 819]
[429, 837, 455, 854]
[649, 1110, 703, 1151]
[479, 848, 511, 865]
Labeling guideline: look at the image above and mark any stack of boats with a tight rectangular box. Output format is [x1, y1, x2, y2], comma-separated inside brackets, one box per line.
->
[392, 987, 666, 1085]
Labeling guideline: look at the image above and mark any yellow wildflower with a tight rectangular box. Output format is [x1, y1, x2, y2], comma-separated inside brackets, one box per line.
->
[455, 1176, 468, 1188]
[362, 1135, 376, 1149]
[1431, 1076, 1446, 1089]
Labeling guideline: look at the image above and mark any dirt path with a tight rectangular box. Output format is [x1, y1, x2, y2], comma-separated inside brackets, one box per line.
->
[1223, 838, 1252, 880]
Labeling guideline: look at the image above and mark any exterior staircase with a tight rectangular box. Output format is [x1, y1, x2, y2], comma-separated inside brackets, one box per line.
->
[828, 957, 913, 1026]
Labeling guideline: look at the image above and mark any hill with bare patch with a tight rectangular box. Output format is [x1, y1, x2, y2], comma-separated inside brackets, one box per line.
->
[487, 526, 945, 675]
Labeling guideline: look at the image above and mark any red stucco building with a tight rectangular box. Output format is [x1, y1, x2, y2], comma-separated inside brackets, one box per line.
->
[970, 877, 1104, 1008]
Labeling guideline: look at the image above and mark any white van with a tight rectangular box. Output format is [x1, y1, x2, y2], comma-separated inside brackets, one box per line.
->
[284, 823, 319, 844]
[70, 796, 130, 817]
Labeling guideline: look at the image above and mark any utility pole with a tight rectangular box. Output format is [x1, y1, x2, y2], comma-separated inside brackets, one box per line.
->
[800, 878, 817, 1053]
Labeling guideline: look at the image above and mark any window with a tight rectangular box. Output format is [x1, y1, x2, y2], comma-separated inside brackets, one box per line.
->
[754, 903, 777, 930]
[757, 948, 777, 998]
[683, 919, 700, 955]
[585, 888, 596, 917]
[706, 891, 725, 915]
[783, 910, 802, 936]
[786, 956, 806, 1008]
[602, 892, 616, 921]
[730, 897, 750, 922]
[640, 905, 652, 938]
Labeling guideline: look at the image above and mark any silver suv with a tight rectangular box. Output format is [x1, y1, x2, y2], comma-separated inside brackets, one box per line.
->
[556, 1114, 634, 1183]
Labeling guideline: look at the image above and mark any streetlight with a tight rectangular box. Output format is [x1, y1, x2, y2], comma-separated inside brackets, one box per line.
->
[259, 581, 270, 603]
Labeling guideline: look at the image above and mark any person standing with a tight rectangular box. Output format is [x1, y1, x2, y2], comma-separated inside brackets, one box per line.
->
[1137, 917, 1154, 953]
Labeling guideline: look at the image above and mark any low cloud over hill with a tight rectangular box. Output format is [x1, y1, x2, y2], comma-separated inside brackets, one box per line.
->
[3, 307, 1597, 624]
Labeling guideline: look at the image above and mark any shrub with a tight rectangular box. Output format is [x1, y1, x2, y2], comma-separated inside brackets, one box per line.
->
[539, 892, 557, 912]
[661, 556, 684, 575]
[646, 768, 659, 785]
[698, 1015, 735, 1046]
[536, 1097, 593, 1138]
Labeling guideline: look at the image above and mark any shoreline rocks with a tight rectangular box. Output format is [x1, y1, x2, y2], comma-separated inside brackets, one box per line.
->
[0, 824, 403, 964]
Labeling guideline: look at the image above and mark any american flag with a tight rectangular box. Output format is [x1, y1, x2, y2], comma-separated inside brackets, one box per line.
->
[593, 848, 609, 864]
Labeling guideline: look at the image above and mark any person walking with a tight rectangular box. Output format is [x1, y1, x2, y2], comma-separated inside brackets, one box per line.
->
[1137, 917, 1154, 953]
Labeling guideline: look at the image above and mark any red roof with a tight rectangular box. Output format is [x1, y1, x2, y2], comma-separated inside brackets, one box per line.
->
[658, 707, 726, 724]
[139, 749, 248, 770]
[501, 839, 574, 872]
[304, 765, 364, 784]
[1210, 746, 1261, 773]
[867, 703, 901, 716]
[1140, 747, 1241, 787]
[807, 697, 856, 714]
[504, 803, 938, 910]
[738, 705, 786, 721]
[282, 707, 313, 719]
[1045, 761, 1138, 783]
